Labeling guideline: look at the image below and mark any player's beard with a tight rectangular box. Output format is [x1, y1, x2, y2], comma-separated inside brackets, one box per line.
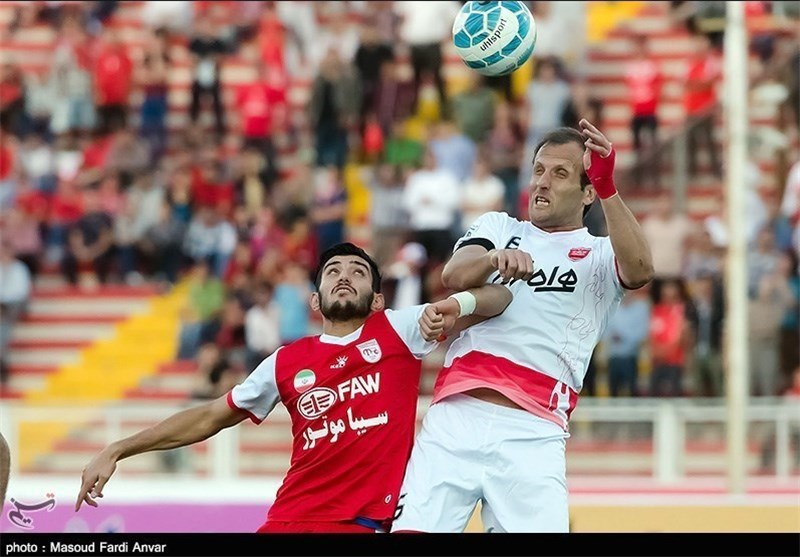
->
[321, 291, 374, 322]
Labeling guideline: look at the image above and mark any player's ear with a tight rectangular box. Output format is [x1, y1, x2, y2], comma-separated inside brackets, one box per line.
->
[371, 293, 385, 312]
[583, 183, 597, 207]
[310, 292, 321, 312]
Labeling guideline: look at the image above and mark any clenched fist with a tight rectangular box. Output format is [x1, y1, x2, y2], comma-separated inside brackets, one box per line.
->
[418, 298, 460, 341]
[489, 248, 534, 284]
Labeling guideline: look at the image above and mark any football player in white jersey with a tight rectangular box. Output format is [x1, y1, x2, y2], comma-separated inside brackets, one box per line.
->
[392, 119, 654, 533]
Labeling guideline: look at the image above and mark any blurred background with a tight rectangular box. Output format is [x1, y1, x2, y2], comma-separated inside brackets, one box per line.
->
[0, 0, 798, 533]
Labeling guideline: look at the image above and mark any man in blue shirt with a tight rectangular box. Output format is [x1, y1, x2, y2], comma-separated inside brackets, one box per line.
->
[603, 288, 651, 397]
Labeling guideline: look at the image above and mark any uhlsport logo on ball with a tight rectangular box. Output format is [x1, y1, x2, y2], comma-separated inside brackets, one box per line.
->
[452, 1, 537, 76]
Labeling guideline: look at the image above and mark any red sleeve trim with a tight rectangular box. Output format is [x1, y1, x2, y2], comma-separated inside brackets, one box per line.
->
[614, 257, 642, 291]
[226, 391, 263, 425]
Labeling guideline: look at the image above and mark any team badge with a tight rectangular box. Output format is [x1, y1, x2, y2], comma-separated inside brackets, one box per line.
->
[356, 339, 382, 363]
[568, 247, 591, 261]
[293, 369, 316, 393]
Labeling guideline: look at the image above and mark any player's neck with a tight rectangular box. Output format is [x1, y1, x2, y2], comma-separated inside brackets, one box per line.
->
[322, 319, 367, 338]
[534, 222, 583, 233]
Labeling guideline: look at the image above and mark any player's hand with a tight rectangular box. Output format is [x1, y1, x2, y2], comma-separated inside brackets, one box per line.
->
[488, 248, 534, 284]
[579, 118, 613, 163]
[75, 448, 118, 511]
[418, 301, 458, 341]
[579, 119, 617, 199]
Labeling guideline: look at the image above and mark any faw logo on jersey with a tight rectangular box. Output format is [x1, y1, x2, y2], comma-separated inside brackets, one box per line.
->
[568, 247, 592, 261]
[293, 369, 316, 393]
[297, 387, 338, 419]
[356, 339, 382, 363]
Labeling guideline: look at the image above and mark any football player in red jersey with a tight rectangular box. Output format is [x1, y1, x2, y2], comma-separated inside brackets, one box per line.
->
[76, 243, 512, 533]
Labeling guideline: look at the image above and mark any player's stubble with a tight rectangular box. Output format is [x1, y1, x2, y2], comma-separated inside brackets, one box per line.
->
[320, 290, 374, 322]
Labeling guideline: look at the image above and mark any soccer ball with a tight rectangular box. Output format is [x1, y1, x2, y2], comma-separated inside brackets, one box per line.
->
[452, 1, 537, 77]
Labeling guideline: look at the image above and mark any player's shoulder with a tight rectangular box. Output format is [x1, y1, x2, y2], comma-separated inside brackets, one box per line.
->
[473, 211, 520, 229]
[583, 231, 614, 253]
[276, 336, 318, 358]
[584, 230, 613, 246]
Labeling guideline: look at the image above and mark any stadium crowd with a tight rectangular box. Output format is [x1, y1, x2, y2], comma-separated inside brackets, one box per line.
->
[0, 0, 798, 401]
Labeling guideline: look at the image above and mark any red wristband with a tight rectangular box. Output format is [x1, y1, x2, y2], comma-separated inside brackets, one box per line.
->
[586, 148, 618, 199]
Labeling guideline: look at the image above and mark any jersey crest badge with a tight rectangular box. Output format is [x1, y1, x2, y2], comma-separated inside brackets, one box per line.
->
[356, 339, 382, 363]
[568, 247, 591, 261]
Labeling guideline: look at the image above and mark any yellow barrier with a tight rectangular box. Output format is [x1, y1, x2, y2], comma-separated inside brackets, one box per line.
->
[587, 1, 645, 43]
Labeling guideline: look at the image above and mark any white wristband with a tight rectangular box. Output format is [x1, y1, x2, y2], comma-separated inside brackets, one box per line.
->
[449, 291, 477, 318]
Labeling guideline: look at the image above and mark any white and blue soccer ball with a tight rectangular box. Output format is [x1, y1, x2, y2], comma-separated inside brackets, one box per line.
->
[452, 1, 537, 77]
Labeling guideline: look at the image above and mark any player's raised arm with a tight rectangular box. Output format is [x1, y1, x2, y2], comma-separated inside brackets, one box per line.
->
[441, 213, 534, 291]
[75, 395, 247, 511]
[418, 284, 513, 341]
[579, 119, 654, 289]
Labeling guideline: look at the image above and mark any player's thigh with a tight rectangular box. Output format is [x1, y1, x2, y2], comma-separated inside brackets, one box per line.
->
[391, 401, 482, 532]
[483, 435, 569, 533]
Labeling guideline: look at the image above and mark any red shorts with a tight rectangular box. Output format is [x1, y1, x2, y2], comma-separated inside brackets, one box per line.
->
[257, 520, 384, 533]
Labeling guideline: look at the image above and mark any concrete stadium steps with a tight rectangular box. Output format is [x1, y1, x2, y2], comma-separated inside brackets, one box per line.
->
[7, 348, 81, 367]
[11, 322, 116, 342]
[3, 283, 160, 397]
[123, 359, 197, 400]
[585, 0, 797, 223]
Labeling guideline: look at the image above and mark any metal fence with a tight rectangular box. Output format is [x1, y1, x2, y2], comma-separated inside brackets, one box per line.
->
[1, 396, 798, 483]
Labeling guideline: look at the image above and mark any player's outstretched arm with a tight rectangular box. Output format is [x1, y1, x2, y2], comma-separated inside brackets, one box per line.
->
[0, 432, 10, 505]
[419, 284, 512, 341]
[579, 119, 654, 289]
[75, 396, 246, 511]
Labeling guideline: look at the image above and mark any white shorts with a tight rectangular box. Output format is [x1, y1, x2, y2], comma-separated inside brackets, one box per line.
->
[392, 394, 570, 533]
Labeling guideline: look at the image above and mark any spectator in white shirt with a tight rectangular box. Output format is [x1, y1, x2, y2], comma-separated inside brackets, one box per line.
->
[461, 156, 506, 232]
[402, 148, 461, 265]
[182, 207, 237, 278]
[384, 242, 427, 310]
[641, 192, 695, 280]
[781, 160, 800, 223]
[244, 282, 281, 374]
[0, 241, 32, 386]
[394, 1, 460, 116]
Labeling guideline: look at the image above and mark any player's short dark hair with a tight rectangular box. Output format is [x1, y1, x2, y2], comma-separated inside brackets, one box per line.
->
[315, 242, 382, 294]
[532, 127, 591, 190]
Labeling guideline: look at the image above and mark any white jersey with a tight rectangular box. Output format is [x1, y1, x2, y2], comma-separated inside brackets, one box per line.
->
[432, 212, 627, 429]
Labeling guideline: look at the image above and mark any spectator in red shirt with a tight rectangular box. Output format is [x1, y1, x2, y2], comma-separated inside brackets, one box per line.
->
[684, 33, 722, 179]
[625, 35, 663, 189]
[77, 130, 114, 188]
[649, 279, 691, 396]
[0, 138, 17, 210]
[94, 28, 134, 134]
[235, 63, 287, 171]
[0, 63, 25, 137]
[46, 179, 83, 261]
[191, 159, 234, 215]
[257, 4, 287, 73]
[223, 239, 256, 290]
